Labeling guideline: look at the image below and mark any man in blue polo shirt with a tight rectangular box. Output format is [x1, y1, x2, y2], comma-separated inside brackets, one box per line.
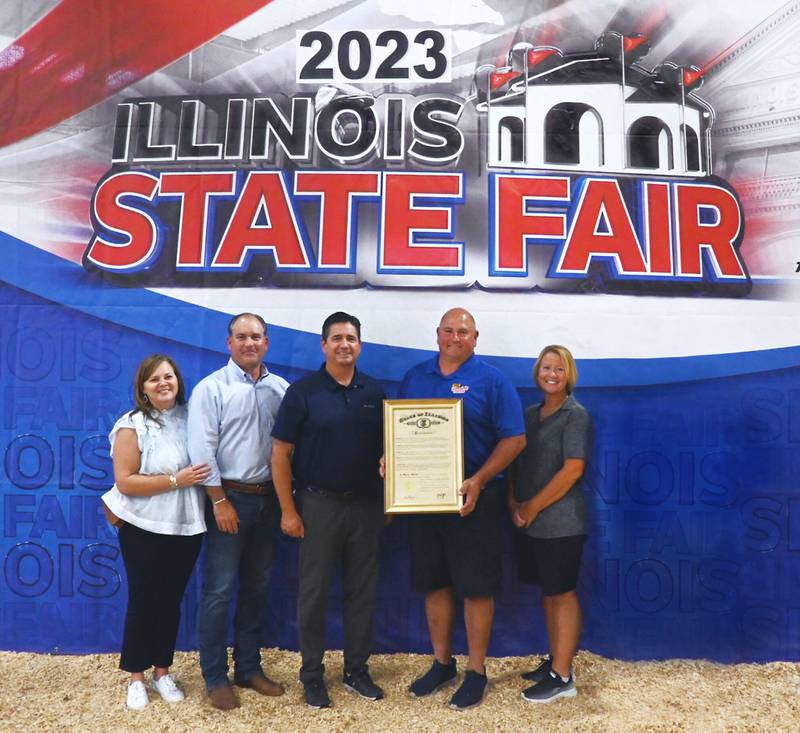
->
[399, 307, 525, 710]
[271, 312, 385, 709]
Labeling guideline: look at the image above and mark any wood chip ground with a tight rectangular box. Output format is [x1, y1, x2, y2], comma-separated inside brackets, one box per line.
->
[0, 649, 798, 732]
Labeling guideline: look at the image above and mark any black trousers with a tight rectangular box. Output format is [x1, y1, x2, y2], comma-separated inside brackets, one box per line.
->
[118, 522, 203, 673]
[297, 491, 383, 682]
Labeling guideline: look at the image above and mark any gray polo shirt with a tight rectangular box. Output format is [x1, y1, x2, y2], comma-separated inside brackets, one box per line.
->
[512, 394, 593, 539]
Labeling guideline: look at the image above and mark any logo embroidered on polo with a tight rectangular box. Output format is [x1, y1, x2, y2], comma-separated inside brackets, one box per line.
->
[451, 383, 469, 394]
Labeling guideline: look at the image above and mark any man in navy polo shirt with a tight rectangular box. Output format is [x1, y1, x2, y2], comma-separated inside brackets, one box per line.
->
[271, 312, 385, 709]
[399, 307, 525, 710]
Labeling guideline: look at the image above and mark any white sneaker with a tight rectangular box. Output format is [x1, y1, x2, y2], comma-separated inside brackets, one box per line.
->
[127, 680, 149, 710]
[151, 673, 185, 703]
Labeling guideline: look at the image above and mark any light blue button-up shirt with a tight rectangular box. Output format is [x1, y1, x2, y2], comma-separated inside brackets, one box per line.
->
[187, 358, 289, 487]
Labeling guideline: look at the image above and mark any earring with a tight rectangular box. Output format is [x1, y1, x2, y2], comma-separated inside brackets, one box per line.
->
[143, 394, 149, 403]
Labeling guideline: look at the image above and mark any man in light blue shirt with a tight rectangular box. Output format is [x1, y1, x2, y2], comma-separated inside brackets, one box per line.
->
[188, 313, 289, 710]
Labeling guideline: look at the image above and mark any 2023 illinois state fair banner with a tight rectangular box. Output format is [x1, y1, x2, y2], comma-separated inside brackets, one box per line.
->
[1, 0, 799, 660]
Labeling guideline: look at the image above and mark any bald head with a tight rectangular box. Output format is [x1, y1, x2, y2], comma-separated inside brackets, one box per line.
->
[436, 307, 478, 371]
[438, 307, 476, 331]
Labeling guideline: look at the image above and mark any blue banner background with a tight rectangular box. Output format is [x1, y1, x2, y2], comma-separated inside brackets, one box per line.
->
[1, 236, 797, 662]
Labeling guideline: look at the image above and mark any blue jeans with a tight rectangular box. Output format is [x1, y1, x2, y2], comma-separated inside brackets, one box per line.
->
[197, 490, 280, 691]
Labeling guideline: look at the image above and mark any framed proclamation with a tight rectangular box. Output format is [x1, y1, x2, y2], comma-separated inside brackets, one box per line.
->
[383, 398, 464, 514]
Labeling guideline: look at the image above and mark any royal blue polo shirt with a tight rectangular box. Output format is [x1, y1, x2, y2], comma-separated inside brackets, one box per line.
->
[271, 364, 385, 495]
[398, 354, 525, 477]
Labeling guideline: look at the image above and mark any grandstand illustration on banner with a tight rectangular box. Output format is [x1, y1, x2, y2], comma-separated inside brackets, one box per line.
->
[473, 31, 712, 177]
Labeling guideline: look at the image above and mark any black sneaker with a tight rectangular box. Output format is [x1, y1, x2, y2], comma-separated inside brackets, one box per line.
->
[448, 669, 488, 710]
[303, 678, 331, 708]
[408, 659, 457, 697]
[521, 670, 577, 704]
[521, 655, 552, 682]
[343, 667, 384, 700]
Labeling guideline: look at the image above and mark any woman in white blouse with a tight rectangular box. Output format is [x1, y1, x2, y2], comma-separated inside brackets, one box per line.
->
[102, 354, 210, 710]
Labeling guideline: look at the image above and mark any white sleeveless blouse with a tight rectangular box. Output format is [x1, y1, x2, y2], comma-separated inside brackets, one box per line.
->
[101, 405, 206, 536]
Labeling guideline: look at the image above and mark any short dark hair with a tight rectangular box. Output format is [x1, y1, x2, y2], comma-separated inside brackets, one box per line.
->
[322, 311, 361, 341]
[228, 312, 268, 336]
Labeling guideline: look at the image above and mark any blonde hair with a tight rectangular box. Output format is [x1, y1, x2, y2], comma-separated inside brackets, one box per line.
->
[533, 344, 578, 393]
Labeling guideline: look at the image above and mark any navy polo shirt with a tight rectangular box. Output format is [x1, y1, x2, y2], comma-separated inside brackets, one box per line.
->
[271, 365, 385, 495]
[398, 354, 524, 477]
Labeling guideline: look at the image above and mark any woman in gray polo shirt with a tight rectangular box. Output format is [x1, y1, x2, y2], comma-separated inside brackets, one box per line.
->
[508, 344, 593, 705]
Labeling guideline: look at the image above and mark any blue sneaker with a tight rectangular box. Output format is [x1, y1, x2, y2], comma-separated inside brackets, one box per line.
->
[448, 670, 488, 710]
[522, 670, 576, 703]
[521, 655, 552, 682]
[408, 659, 457, 697]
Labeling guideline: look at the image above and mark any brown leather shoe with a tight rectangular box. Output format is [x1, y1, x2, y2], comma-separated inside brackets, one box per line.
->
[235, 672, 285, 697]
[208, 684, 240, 710]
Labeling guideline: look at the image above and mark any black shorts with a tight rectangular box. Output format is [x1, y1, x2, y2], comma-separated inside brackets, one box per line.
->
[513, 532, 585, 596]
[409, 483, 503, 598]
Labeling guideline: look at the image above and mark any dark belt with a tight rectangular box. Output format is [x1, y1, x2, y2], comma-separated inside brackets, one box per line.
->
[221, 478, 274, 495]
[302, 485, 358, 501]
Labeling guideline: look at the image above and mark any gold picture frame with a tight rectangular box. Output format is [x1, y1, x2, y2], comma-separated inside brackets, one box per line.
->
[383, 398, 464, 514]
